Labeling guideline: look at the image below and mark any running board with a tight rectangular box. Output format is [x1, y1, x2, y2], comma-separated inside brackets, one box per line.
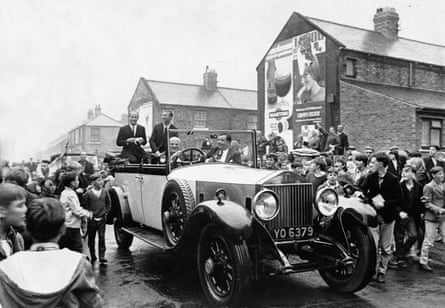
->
[122, 226, 171, 251]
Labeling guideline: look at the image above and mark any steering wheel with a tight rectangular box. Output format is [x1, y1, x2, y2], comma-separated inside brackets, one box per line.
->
[171, 147, 206, 166]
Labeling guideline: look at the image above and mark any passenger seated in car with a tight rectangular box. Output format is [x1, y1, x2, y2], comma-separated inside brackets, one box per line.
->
[169, 137, 184, 168]
[206, 135, 241, 164]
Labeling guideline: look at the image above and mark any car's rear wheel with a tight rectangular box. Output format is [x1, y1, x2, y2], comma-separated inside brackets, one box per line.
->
[319, 224, 376, 292]
[197, 224, 252, 307]
[113, 218, 133, 250]
[162, 179, 194, 246]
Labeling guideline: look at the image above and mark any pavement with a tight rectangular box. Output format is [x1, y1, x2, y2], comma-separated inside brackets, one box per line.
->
[95, 226, 445, 307]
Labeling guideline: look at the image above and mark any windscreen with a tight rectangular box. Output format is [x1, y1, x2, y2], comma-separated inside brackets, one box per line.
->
[167, 130, 256, 169]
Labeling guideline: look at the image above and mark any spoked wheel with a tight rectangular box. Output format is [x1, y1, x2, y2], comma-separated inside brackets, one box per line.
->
[162, 179, 194, 246]
[319, 224, 376, 293]
[113, 218, 133, 250]
[198, 224, 252, 307]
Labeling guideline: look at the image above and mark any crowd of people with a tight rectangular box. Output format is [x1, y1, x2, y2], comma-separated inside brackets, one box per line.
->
[258, 127, 445, 284]
[0, 155, 112, 306]
[1, 114, 445, 304]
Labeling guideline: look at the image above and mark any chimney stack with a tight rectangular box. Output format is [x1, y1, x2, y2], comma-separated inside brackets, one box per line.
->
[203, 66, 217, 91]
[94, 104, 102, 117]
[373, 7, 399, 39]
[87, 109, 94, 120]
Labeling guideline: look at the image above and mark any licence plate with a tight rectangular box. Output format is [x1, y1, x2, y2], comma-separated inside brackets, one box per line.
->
[272, 226, 314, 240]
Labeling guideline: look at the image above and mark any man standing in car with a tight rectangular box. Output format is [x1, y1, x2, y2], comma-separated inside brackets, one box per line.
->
[116, 111, 148, 163]
[150, 111, 177, 164]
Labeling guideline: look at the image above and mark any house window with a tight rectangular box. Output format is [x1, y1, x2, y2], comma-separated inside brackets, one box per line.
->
[247, 115, 257, 130]
[194, 111, 207, 128]
[345, 58, 357, 77]
[421, 119, 442, 147]
[90, 127, 100, 143]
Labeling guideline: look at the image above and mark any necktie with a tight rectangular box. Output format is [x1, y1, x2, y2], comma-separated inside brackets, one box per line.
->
[378, 176, 384, 188]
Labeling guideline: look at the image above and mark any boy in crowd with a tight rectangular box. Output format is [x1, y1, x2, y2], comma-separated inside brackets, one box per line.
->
[419, 166, 445, 272]
[361, 152, 402, 283]
[59, 171, 92, 253]
[392, 165, 423, 269]
[318, 167, 344, 195]
[83, 173, 111, 264]
[290, 161, 306, 183]
[0, 183, 27, 260]
[0, 198, 102, 307]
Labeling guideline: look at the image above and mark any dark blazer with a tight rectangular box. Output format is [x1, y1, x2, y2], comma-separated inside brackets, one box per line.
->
[337, 132, 349, 155]
[387, 159, 402, 178]
[360, 171, 402, 223]
[207, 146, 242, 164]
[78, 159, 94, 175]
[116, 124, 147, 158]
[399, 181, 423, 219]
[149, 123, 177, 154]
[424, 157, 445, 180]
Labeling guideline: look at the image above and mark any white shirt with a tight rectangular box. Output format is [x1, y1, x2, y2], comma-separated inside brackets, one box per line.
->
[92, 188, 102, 198]
[220, 148, 229, 162]
[0, 240, 11, 258]
[60, 187, 90, 228]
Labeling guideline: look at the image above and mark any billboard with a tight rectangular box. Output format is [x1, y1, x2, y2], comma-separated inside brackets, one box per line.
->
[264, 30, 326, 148]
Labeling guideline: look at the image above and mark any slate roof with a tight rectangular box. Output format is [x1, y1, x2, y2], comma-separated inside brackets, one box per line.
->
[308, 16, 445, 67]
[144, 79, 257, 111]
[77, 113, 123, 128]
[259, 12, 445, 68]
[343, 79, 445, 111]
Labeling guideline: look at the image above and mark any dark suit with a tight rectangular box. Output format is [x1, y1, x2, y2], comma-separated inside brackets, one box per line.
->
[78, 159, 94, 176]
[337, 132, 349, 155]
[423, 157, 445, 181]
[361, 171, 402, 223]
[206, 146, 242, 164]
[149, 123, 178, 154]
[116, 124, 147, 163]
[387, 159, 401, 178]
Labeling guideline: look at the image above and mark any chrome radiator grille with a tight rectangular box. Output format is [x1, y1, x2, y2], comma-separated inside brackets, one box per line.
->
[264, 183, 313, 239]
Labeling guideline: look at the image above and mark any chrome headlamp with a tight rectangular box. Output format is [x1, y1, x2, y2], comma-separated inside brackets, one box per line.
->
[314, 187, 339, 217]
[253, 189, 279, 221]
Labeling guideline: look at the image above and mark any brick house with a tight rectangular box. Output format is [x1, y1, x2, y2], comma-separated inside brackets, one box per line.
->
[40, 105, 124, 160]
[257, 8, 445, 152]
[127, 69, 257, 139]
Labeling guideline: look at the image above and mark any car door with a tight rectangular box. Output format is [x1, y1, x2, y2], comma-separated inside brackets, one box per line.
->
[140, 166, 168, 230]
[114, 171, 145, 224]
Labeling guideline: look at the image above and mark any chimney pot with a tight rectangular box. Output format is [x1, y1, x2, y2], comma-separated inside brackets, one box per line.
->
[203, 67, 217, 91]
[373, 7, 399, 39]
[94, 104, 102, 117]
[87, 109, 94, 120]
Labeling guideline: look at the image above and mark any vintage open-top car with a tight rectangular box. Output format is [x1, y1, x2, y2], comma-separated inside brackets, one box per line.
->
[109, 129, 377, 307]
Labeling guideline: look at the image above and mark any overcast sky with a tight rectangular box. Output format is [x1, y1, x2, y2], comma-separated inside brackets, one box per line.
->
[1, 0, 444, 161]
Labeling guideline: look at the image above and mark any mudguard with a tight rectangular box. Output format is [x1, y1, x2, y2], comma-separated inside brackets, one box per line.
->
[175, 199, 254, 252]
[336, 196, 378, 227]
[109, 186, 132, 225]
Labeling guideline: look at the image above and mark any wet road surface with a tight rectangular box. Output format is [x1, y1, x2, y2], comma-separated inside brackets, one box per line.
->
[95, 226, 445, 307]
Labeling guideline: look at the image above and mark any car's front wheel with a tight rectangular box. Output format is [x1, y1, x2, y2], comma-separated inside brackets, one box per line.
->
[319, 223, 376, 293]
[113, 218, 133, 250]
[197, 224, 252, 307]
